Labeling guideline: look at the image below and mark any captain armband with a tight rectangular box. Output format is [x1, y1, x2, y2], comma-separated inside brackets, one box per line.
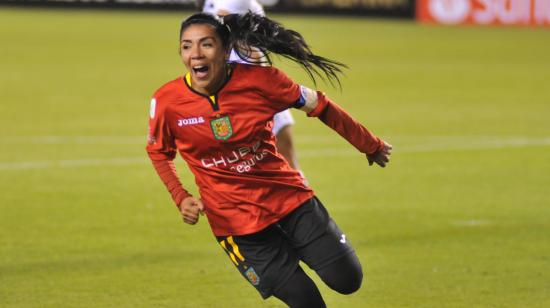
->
[293, 85, 318, 113]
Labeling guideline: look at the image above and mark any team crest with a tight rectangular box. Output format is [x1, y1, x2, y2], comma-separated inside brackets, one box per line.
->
[244, 267, 260, 286]
[210, 115, 233, 140]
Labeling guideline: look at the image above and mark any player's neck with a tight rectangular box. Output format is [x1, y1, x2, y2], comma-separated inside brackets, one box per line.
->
[193, 65, 230, 96]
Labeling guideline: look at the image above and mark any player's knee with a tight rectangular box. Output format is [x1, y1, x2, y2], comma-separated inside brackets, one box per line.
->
[317, 253, 363, 295]
[335, 267, 363, 295]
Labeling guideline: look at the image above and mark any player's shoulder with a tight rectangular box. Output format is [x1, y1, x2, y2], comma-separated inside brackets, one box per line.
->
[235, 63, 286, 81]
[152, 77, 184, 101]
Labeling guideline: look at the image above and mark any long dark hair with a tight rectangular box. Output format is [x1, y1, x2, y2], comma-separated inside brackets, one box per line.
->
[179, 13, 347, 87]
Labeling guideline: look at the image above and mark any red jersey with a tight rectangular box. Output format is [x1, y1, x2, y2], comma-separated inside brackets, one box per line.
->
[147, 64, 384, 236]
[147, 64, 314, 236]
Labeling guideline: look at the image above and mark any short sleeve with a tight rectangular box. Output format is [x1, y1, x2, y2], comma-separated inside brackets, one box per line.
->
[260, 66, 301, 112]
[146, 96, 177, 161]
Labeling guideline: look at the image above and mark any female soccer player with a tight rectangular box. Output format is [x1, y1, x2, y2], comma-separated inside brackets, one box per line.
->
[146, 13, 392, 307]
[198, 0, 305, 181]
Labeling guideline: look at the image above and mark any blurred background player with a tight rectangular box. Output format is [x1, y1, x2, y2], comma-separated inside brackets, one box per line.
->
[196, 0, 305, 182]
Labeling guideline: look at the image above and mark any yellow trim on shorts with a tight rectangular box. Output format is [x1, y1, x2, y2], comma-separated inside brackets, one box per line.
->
[227, 236, 245, 262]
[220, 240, 238, 265]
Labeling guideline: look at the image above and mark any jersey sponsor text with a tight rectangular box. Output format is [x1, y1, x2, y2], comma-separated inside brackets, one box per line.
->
[178, 116, 205, 127]
[200, 141, 268, 173]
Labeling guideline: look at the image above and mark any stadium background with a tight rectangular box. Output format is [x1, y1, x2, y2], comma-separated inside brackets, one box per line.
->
[1, 0, 549, 307]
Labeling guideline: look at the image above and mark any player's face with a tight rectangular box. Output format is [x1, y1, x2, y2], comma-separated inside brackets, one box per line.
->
[180, 24, 228, 95]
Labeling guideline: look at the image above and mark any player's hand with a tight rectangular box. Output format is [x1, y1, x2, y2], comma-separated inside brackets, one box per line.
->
[367, 141, 392, 168]
[179, 197, 204, 225]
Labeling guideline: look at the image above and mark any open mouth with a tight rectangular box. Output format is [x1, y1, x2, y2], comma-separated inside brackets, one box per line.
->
[193, 65, 209, 79]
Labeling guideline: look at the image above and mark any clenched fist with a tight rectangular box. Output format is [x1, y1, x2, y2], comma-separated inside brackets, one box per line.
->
[179, 197, 205, 225]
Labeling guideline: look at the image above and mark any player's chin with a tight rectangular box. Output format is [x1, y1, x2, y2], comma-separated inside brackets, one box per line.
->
[191, 77, 211, 90]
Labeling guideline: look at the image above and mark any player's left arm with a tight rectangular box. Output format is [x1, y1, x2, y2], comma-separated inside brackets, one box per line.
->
[294, 86, 392, 167]
[259, 67, 391, 167]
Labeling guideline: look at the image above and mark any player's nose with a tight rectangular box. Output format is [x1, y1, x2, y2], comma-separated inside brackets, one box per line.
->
[190, 44, 203, 59]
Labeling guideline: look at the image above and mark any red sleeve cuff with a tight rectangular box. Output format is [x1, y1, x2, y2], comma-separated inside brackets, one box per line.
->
[306, 91, 328, 118]
[149, 157, 191, 208]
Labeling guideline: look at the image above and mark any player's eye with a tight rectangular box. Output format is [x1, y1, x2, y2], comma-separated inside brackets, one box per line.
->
[182, 44, 191, 50]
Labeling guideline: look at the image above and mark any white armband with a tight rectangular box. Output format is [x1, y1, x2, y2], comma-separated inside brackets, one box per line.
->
[295, 85, 318, 113]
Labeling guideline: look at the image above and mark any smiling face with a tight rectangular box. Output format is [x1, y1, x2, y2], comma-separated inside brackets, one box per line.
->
[180, 24, 229, 96]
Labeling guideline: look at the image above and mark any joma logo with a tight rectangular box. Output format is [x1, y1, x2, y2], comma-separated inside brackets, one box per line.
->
[178, 116, 205, 127]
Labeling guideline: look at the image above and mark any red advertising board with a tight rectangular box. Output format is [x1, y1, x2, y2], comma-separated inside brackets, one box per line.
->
[417, 0, 550, 26]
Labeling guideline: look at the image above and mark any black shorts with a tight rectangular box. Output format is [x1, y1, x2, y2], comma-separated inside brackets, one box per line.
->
[215, 196, 356, 299]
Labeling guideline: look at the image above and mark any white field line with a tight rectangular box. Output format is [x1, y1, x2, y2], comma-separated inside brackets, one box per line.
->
[0, 136, 549, 171]
[300, 136, 550, 157]
[1, 135, 549, 145]
[452, 220, 492, 227]
[0, 157, 146, 170]
[0, 136, 145, 144]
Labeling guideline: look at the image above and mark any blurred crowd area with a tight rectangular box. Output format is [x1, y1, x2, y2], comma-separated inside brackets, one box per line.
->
[1, 0, 549, 26]
[0, 0, 415, 18]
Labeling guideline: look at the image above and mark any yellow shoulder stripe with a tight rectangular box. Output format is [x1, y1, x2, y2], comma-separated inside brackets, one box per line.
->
[185, 73, 191, 86]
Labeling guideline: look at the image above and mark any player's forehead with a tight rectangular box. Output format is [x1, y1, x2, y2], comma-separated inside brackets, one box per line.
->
[180, 23, 220, 42]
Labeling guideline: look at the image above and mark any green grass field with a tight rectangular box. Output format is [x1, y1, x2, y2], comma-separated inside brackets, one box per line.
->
[1, 7, 549, 307]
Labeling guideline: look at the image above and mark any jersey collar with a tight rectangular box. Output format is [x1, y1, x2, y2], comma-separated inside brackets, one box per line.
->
[183, 64, 234, 108]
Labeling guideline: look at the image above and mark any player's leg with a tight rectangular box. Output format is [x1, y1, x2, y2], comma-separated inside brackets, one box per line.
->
[216, 223, 325, 305]
[314, 228, 363, 294]
[277, 197, 364, 295]
[272, 266, 326, 308]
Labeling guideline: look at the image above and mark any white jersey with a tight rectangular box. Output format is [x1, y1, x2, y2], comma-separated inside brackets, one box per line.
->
[202, 0, 265, 16]
[202, 0, 294, 135]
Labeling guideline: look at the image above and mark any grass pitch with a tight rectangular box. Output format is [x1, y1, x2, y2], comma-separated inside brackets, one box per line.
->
[1, 7, 549, 308]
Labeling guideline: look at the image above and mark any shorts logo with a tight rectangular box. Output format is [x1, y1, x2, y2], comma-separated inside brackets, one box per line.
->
[340, 234, 346, 244]
[244, 267, 260, 286]
[210, 115, 233, 140]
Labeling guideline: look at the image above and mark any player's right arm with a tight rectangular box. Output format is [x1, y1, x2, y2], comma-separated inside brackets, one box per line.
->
[179, 197, 205, 225]
[146, 95, 203, 224]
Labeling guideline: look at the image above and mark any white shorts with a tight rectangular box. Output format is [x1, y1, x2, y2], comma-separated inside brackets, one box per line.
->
[273, 109, 295, 136]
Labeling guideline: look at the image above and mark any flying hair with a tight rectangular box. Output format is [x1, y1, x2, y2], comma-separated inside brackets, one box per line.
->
[180, 13, 347, 88]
